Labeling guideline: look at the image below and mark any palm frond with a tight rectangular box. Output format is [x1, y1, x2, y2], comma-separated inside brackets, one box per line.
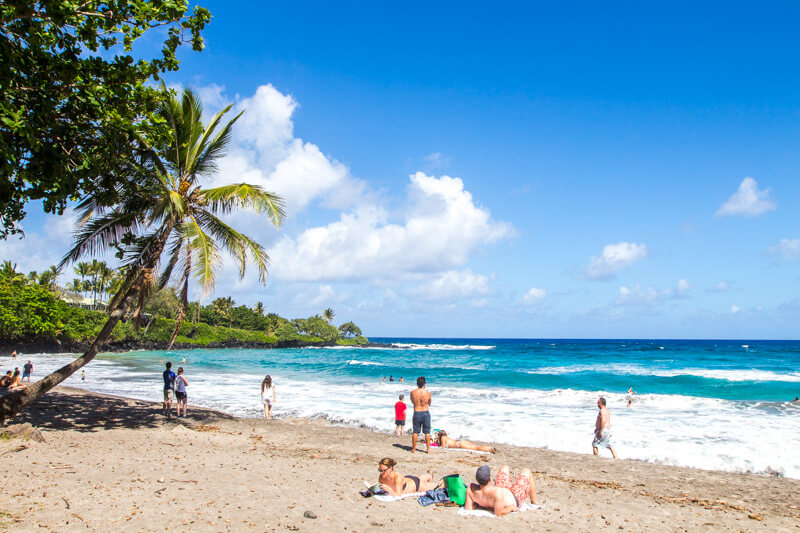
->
[59, 211, 141, 270]
[195, 210, 270, 284]
[198, 184, 286, 227]
[183, 217, 220, 297]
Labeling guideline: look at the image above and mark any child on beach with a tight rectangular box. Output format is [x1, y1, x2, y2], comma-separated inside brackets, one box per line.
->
[394, 395, 407, 436]
[261, 375, 276, 420]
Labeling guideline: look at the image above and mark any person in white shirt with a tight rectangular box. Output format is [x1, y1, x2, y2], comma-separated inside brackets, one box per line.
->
[261, 375, 276, 420]
[174, 367, 188, 417]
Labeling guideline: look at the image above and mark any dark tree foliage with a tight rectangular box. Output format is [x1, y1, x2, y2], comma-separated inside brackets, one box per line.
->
[0, 0, 210, 237]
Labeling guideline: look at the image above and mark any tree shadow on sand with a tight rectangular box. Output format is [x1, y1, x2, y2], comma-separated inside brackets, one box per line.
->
[10, 386, 235, 433]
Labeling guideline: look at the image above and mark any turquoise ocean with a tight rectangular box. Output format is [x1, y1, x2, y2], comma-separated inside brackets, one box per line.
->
[23, 338, 800, 478]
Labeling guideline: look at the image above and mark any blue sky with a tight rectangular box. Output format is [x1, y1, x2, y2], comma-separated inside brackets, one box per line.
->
[5, 2, 800, 338]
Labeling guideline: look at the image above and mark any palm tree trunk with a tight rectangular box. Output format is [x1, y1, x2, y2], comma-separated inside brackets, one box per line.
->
[0, 221, 176, 423]
[167, 278, 189, 349]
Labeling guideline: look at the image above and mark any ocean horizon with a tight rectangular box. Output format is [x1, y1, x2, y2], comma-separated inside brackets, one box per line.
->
[16, 337, 800, 479]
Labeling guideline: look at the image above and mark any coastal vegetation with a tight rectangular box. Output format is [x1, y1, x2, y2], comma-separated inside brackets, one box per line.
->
[0, 262, 368, 349]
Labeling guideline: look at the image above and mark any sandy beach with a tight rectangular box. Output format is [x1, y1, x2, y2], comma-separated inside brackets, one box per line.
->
[0, 387, 798, 532]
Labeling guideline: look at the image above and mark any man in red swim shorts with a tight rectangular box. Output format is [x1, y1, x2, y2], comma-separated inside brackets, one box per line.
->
[465, 465, 537, 516]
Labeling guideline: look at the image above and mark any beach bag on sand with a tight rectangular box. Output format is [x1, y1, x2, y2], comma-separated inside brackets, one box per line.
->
[443, 474, 467, 505]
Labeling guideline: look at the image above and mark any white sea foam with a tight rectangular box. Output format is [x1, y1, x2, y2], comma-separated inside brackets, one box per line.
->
[346, 360, 385, 366]
[526, 364, 800, 383]
[392, 343, 495, 351]
[21, 352, 800, 480]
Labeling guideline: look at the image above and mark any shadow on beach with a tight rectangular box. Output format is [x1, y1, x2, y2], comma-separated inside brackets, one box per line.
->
[12, 385, 236, 433]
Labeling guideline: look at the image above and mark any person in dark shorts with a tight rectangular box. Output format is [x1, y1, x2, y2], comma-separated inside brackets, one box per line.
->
[162, 362, 176, 416]
[22, 360, 32, 382]
[174, 367, 188, 417]
[410, 376, 432, 453]
[394, 394, 407, 436]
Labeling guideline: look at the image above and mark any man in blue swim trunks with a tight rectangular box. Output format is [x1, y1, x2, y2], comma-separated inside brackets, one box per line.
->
[410, 376, 432, 454]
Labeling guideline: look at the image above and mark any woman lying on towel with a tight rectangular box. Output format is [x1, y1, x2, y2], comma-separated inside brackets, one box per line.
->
[436, 430, 497, 453]
[378, 457, 438, 496]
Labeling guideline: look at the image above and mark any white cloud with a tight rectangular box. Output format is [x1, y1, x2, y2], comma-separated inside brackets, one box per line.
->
[0, 209, 77, 274]
[268, 172, 513, 281]
[769, 238, 800, 261]
[676, 278, 691, 296]
[523, 287, 547, 304]
[407, 270, 491, 301]
[424, 152, 451, 168]
[712, 281, 729, 292]
[583, 242, 647, 280]
[616, 279, 691, 307]
[716, 177, 776, 217]
[730, 304, 741, 314]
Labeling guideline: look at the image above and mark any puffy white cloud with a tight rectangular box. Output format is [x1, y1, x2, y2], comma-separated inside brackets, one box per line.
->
[268, 172, 513, 281]
[730, 304, 742, 314]
[209, 84, 366, 218]
[407, 270, 491, 301]
[0, 209, 76, 274]
[583, 242, 647, 280]
[769, 238, 800, 261]
[616, 279, 691, 307]
[523, 287, 547, 304]
[716, 177, 776, 217]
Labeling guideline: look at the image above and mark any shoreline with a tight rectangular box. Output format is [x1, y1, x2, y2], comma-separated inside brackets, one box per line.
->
[0, 339, 393, 355]
[0, 387, 797, 531]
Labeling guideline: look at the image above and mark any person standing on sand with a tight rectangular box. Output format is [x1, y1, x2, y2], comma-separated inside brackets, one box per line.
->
[174, 367, 188, 417]
[22, 360, 32, 382]
[394, 395, 407, 436]
[261, 375, 276, 420]
[162, 362, 176, 416]
[410, 376, 432, 454]
[592, 397, 617, 458]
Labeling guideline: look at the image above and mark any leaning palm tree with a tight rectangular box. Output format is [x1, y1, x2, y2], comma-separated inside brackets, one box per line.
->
[0, 88, 285, 422]
[323, 307, 335, 324]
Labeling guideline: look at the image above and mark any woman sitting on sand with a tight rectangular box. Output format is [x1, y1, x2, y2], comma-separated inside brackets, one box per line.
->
[436, 430, 497, 453]
[377, 458, 438, 496]
[8, 370, 26, 390]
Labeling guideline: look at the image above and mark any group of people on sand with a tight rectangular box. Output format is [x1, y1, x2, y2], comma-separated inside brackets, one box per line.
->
[161, 362, 189, 417]
[1, 358, 33, 391]
[376, 457, 537, 516]
[394, 375, 616, 459]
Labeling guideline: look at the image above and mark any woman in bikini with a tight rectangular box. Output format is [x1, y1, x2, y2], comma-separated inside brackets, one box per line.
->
[436, 430, 497, 453]
[377, 458, 438, 496]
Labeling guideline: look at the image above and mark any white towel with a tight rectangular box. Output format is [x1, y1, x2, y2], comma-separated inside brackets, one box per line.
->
[372, 491, 426, 502]
[457, 503, 544, 517]
[439, 447, 490, 454]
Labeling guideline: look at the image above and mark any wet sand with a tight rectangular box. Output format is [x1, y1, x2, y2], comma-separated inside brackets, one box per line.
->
[0, 387, 798, 532]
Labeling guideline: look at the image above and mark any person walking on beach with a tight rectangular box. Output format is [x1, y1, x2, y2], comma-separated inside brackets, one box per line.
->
[261, 375, 276, 420]
[592, 396, 617, 458]
[22, 360, 32, 382]
[395, 395, 407, 437]
[174, 367, 188, 417]
[410, 376, 432, 454]
[162, 362, 176, 416]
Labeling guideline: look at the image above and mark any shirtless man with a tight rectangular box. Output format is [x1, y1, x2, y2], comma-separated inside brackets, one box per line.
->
[592, 396, 617, 458]
[465, 465, 536, 516]
[410, 376, 432, 454]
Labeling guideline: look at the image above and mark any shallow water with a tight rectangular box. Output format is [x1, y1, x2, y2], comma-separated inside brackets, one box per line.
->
[14, 338, 800, 478]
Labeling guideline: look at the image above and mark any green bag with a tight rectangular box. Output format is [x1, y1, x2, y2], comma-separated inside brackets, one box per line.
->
[443, 474, 468, 505]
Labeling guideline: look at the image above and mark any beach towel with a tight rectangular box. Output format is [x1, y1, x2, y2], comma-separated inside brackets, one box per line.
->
[440, 447, 490, 454]
[372, 491, 426, 502]
[457, 502, 544, 517]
